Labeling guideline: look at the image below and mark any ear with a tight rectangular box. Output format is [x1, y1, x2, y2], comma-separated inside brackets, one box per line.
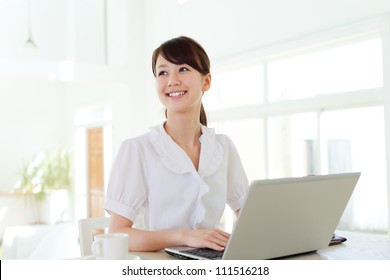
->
[202, 73, 212, 92]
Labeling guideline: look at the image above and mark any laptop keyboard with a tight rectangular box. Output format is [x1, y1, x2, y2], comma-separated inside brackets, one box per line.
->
[184, 248, 224, 260]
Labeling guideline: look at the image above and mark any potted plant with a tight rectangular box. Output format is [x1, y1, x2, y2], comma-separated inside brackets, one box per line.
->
[13, 149, 73, 224]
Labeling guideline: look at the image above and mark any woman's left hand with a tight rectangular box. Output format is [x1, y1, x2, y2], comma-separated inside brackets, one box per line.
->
[181, 228, 230, 251]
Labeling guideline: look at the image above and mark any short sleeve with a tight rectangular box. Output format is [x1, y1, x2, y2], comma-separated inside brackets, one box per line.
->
[104, 139, 147, 223]
[225, 136, 249, 211]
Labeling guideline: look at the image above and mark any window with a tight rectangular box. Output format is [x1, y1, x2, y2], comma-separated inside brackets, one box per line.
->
[210, 119, 265, 181]
[268, 38, 383, 102]
[321, 107, 387, 231]
[205, 65, 264, 109]
[268, 112, 318, 178]
[206, 26, 389, 233]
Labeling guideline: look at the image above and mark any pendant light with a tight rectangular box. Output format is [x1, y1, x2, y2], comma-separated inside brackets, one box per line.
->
[24, 0, 37, 49]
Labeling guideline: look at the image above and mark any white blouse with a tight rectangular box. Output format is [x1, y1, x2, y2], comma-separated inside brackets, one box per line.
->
[104, 123, 248, 231]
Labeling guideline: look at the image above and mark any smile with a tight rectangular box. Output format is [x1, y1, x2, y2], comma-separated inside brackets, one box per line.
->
[167, 91, 186, 97]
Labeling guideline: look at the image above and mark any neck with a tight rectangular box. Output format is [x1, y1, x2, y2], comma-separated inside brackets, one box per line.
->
[164, 111, 202, 171]
[164, 114, 202, 148]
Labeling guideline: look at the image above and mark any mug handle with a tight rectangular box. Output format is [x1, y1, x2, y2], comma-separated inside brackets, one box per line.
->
[91, 240, 103, 258]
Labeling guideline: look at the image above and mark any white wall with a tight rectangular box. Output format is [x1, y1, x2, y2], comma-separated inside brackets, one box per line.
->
[0, 78, 67, 192]
[0, 0, 146, 191]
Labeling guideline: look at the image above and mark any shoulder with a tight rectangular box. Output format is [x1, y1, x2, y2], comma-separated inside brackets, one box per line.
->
[119, 123, 163, 149]
[202, 126, 235, 147]
[121, 132, 150, 146]
[118, 133, 149, 155]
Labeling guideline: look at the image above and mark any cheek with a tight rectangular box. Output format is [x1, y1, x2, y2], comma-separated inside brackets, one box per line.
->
[156, 80, 165, 95]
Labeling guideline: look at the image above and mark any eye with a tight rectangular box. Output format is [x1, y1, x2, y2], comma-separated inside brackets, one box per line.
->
[158, 70, 168, 77]
[179, 67, 189, 72]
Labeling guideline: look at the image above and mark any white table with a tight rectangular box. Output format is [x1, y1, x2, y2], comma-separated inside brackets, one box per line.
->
[77, 230, 390, 260]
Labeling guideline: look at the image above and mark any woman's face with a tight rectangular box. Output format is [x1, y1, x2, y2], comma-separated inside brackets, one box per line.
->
[155, 55, 211, 117]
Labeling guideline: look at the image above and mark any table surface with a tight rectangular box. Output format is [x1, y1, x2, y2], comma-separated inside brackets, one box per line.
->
[78, 230, 390, 260]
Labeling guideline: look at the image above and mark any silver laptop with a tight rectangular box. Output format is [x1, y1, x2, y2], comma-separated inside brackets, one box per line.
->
[165, 172, 360, 260]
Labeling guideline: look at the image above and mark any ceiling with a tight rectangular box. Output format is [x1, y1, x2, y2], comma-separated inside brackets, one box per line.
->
[0, 0, 68, 62]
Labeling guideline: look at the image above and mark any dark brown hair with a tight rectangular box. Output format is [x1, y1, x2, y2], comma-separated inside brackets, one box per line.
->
[152, 36, 210, 126]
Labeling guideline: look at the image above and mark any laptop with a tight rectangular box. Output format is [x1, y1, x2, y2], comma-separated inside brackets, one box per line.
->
[165, 172, 360, 260]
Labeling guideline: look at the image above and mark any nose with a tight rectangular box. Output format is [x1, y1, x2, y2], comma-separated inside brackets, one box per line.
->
[168, 73, 181, 86]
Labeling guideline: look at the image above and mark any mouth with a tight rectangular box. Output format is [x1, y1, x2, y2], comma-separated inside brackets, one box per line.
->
[166, 91, 187, 97]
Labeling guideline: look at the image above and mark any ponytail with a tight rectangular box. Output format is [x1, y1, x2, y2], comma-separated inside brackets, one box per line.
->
[200, 103, 207, 126]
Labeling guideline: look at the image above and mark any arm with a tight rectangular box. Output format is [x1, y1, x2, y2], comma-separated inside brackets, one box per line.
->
[108, 212, 230, 252]
[224, 135, 248, 216]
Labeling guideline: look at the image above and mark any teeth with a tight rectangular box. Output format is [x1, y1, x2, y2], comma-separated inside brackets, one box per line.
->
[168, 91, 185, 97]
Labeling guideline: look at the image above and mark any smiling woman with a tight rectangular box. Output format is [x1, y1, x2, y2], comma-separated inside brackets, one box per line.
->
[152, 36, 211, 126]
[104, 36, 249, 252]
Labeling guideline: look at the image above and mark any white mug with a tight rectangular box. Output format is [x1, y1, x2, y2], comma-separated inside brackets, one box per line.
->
[91, 233, 129, 260]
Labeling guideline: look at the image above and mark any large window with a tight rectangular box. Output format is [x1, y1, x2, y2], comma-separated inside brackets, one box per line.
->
[268, 38, 383, 101]
[206, 28, 389, 233]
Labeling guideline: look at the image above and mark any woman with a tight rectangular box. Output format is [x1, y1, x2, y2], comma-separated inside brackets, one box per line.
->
[105, 36, 248, 252]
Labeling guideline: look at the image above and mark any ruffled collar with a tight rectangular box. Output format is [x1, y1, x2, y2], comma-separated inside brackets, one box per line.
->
[149, 123, 224, 177]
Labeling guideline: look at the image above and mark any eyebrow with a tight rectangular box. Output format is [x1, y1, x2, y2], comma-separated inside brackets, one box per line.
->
[156, 64, 168, 69]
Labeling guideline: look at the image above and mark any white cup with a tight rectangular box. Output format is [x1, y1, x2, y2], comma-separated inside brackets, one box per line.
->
[91, 233, 129, 260]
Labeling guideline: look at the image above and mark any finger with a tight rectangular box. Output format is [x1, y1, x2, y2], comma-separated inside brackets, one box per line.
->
[209, 236, 228, 248]
[209, 229, 231, 244]
[204, 231, 229, 249]
[206, 241, 225, 251]
[213, 228, 231, 238]
[204, 230, 227, 242]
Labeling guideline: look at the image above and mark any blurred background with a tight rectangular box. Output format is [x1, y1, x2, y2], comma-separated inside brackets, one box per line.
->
[1, 0, 390, 259]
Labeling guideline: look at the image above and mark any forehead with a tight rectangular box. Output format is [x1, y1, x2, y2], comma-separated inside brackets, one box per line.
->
[156, 55, 186, 68]
[155, 55, 169, 67]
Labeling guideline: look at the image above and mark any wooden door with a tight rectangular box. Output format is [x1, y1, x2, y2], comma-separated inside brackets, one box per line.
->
[87, 127, 105, 218]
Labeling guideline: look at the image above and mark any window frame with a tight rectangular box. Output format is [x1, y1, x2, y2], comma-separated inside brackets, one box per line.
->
[207, 15, 390, 234]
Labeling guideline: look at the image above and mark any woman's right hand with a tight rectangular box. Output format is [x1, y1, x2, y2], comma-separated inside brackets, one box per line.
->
[182, 228, 230, 251]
